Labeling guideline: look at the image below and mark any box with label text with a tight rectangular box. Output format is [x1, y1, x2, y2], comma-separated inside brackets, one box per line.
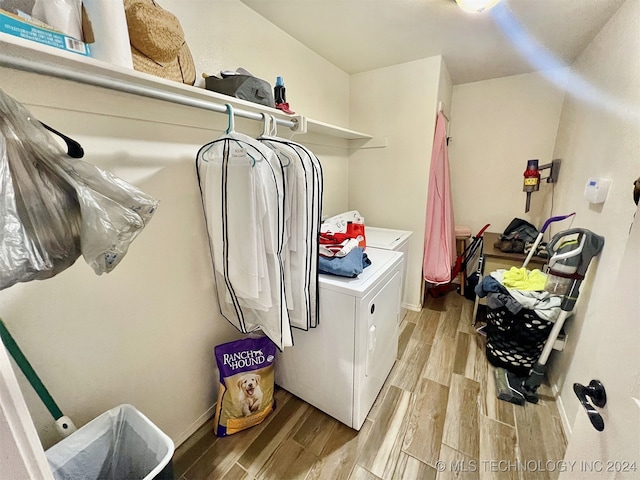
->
[0, 9, 90, 56]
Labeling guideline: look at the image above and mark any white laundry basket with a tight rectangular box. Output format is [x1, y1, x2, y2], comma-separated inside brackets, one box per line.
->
[45, 404, 174, 480]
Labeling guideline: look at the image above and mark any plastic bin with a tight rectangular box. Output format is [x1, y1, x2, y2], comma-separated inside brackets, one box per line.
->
[485, 305, 553, 377]
[45, 404, 174, 480]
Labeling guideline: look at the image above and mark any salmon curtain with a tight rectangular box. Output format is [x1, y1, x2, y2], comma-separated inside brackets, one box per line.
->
[423, 111, 456, 285]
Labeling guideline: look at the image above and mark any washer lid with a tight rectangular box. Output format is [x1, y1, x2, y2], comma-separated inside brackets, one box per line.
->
[319, 247, 403, 297]
[366, 227, 413, 250]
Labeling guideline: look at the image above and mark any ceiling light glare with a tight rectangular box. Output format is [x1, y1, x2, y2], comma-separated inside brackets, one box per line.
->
[455, 0, 502, 13]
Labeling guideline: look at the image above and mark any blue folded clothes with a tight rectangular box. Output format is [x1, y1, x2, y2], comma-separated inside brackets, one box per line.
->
[318, 247, 371, 277]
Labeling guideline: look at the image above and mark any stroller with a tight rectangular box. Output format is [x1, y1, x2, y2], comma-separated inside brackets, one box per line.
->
[427, 224, 490, 298]
[478, 227, 604, 405]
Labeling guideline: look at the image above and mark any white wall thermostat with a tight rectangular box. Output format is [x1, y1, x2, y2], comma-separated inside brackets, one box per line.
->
[584, 177, 611, 204]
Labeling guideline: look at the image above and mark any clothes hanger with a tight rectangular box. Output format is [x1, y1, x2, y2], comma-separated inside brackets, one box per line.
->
[225, 103, 259, 166]
[275, 148, 293, 168]
[260, 112, 271, 137]
[260, 113, 291, 167]
[40, 122, 84, 158]
[225, 103, 235, 134]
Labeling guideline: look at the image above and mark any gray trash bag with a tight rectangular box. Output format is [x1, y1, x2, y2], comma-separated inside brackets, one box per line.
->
[0, 87, 158, 289]
[45, 404, 174, 480]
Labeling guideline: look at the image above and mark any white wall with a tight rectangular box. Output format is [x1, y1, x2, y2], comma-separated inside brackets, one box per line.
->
[162, 0, 350, 124]
[545, 0, 640, 433]
[164, 0, 352, 216]
[348, 56, 451, 310]
[448, 72, 567, 236]
[0, 0, 351, 449]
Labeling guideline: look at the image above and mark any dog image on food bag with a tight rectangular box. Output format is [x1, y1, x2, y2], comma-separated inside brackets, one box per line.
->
[213, 337, 276, 436]
[237, 372, 263, 416]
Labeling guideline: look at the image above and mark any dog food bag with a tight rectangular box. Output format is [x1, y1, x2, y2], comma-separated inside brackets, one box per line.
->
[213, 336, 276, 436]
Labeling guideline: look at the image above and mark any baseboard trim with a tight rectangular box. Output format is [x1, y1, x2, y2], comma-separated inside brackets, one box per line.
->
[551, 382, 572, 440]
[403, 302, 422, 312]
[174, 404, 217, 448]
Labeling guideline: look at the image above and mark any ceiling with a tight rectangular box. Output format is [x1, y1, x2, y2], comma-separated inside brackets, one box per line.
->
[239, 0, 625, 85]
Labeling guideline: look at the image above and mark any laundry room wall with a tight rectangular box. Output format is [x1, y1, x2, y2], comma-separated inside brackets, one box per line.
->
[160, 0, 353, 216]
[447, 71, 567, 236]
[542, 0, 639, 435]
[0, 0, 353, 449]
[348, 56, 452, 311]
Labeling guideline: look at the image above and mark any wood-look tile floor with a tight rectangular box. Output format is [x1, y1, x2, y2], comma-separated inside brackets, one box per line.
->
[173, 294, 567, 480]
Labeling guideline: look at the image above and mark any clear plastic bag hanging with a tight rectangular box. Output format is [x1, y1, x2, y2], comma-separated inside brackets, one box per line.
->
[0, 88, 158, 290]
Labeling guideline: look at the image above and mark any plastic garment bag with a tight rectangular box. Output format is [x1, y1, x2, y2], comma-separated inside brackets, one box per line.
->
[258, 136, 323, 330]
[196, 130, 293, 350]
[0, 88, 158, 290]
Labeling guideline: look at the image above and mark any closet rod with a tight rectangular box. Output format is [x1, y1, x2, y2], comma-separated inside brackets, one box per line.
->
[0, 53, 298, 130]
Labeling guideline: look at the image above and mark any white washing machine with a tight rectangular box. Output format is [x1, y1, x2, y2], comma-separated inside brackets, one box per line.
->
[366, 226, 413, 321]
[275, 247, 403, 430]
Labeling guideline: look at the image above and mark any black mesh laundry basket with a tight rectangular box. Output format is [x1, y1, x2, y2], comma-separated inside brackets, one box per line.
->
[485, 305, 553, 377]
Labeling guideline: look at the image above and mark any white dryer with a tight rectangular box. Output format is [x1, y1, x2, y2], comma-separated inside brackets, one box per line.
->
[275, 247, 403, 430]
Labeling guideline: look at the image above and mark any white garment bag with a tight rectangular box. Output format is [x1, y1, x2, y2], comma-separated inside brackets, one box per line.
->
[196, 111, 323, 348]
[259, 134, 323, 330]
[197, 127, 292, 350]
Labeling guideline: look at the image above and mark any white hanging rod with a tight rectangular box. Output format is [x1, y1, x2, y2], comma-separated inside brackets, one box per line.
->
[0, 53, 298, 130]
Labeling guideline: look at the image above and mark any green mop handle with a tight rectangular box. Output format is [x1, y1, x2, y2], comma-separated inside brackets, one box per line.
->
[0, 317, 63, 420]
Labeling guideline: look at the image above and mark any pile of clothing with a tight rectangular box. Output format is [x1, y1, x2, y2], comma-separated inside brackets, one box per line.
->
[475, 267, 561, 376]
[319, 211, 371, 278]
[475, 267, 560, 322]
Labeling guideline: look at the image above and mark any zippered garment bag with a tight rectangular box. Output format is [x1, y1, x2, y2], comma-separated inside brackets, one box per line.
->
[258, 136, 323, 330]
[196, 130, 293, 350]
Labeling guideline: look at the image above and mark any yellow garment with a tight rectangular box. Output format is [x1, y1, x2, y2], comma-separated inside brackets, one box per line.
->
[502, 267, 548, 291]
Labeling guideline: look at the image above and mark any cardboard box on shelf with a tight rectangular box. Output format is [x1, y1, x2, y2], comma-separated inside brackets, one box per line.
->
[0, 8, 92, 56]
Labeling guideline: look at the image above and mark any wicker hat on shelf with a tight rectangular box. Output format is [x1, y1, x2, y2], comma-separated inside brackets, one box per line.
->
[124, 0, 196, 85]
